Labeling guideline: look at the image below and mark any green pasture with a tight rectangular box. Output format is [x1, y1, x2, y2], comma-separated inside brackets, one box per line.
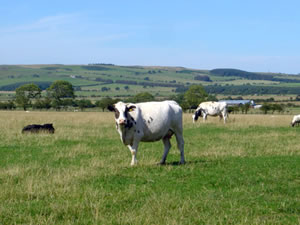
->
[1, 112, 300, 224]
[2, 65, 300, 100]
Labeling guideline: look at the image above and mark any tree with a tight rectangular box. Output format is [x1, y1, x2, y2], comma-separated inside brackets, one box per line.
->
[276, 104, 284, 114]
[47, 80, 75, 110]
[101, 87, 110, 92]
[77, 99, 93, 111]
[95, 97, 116, 112]
[171, 93, 189, 111]
[33, 97, 52, 110]
[206, 95, 218, 102]
[131, 92, 155, 103]
[0, 100, 15, 110]
[271, 104, 284, 114]
[260, 103, 271, 114]
[15, 83, 41, 110]
[241, 103, 251, 114]
[184, 85, 208, 109]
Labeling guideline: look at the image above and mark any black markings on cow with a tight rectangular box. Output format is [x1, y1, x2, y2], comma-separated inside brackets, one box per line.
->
[164, 129, 174, 139]
[129, 116, 135, 124]
[124, 108, 128, 118]
[124, 105, 136, 118]
[125, 121, 133, 129]
[194, 109, 202, 121]
[146, 117, 154, 124]
[114, 108, 120, 119]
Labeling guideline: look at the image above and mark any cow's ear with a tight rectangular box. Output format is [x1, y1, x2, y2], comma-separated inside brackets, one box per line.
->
[107, 105, 115, 112]
[127, 105, 136, 112]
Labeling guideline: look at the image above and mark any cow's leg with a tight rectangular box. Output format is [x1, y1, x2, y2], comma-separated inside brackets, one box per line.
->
[219, 114, 223, 121]
[127, 140, 140, 166]
[203, 114, 207, 122]
[175, 132, 185, 164]
[160, 137, 171, 164]
[223, 114, 227, 123]
[222, 111, 227, 123]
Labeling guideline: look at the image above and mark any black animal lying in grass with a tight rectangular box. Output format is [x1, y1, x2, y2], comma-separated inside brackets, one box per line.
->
[22, 124, 55, 134]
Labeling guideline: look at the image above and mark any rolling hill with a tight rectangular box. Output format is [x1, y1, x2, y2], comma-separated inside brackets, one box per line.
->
[1, 64, 300, 99]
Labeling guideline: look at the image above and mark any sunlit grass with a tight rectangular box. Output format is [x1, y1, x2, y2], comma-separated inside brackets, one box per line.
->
[1, 111, 300, 224]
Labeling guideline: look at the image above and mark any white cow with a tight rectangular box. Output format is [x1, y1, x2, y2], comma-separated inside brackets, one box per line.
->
[291, 115, 300, 127]
[192, 101, 228, 123]
[108, 101, 185, 166]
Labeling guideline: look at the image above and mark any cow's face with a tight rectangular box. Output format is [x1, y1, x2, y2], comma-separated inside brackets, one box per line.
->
[108, 102, 136, 127]
[192, 109, 202, 122]
[43, 123, 54, 129]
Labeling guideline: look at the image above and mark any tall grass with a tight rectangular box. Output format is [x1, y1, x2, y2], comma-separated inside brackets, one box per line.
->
[1, 111, 300, 224]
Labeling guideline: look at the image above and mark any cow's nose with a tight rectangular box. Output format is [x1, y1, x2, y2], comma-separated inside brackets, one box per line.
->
[119, 119, 126, 125]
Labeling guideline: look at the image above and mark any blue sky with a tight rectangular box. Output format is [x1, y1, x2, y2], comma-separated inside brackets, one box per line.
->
[1, 0, 300, 74]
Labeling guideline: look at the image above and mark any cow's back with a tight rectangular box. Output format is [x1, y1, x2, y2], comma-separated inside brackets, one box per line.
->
[199, 101, 227, 114]
[136, 101, 182, 141]
[292, 115, 300, 123]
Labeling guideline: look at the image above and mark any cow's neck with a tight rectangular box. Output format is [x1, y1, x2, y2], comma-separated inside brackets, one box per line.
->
[118, 121, 136, 145]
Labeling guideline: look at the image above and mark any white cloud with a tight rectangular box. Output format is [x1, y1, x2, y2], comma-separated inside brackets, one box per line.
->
[1, 13, 79, 34]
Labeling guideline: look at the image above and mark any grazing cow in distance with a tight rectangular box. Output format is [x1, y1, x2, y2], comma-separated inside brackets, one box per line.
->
[108, 101, 185, 166]
[193, 101, 228, 123]
[291, 115, 300, 127]
[22, 124, 55, 134]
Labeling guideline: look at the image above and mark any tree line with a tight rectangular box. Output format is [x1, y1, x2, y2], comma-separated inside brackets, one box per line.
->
[0, 81, 295, 114]
[0, 81, 210, 111]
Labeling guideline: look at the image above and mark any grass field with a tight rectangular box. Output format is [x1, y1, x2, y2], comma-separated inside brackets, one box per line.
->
[1, 111, 300, 224]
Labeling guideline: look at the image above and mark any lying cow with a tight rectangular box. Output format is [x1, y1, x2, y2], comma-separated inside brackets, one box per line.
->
[22, 123, 55, 134]
[291, 115, 300, 127]
[192, 101, 228, 123]
[108, 101, 185, 165]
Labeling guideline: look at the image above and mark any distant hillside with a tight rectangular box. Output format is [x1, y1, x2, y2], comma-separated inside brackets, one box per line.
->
[0, 64, 300, 98]
[210, 68, 300, 83]
[210, 68, 271, 80]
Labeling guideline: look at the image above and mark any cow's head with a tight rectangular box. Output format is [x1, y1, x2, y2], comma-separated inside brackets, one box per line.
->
[192, 109, 202, 123]
[43, 123, 54, 128]
[108, 102, 136, 127]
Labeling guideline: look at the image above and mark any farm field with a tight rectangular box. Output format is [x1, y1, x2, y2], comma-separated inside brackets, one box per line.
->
[1, 65, 300, 100]
[1, 111, 300, 224]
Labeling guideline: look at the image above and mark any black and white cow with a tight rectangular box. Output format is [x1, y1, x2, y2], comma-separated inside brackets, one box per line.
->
[108, 101, 185, 165]
[291, 115, 300, 127]
[22, 123, 55, 133]
[192, 101, 228, 123]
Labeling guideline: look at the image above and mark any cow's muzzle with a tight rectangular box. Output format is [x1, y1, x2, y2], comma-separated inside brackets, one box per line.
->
[118, 119, 127, 125]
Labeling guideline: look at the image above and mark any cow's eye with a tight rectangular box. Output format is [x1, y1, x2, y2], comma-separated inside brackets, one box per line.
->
[115, 109, 120, 119]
